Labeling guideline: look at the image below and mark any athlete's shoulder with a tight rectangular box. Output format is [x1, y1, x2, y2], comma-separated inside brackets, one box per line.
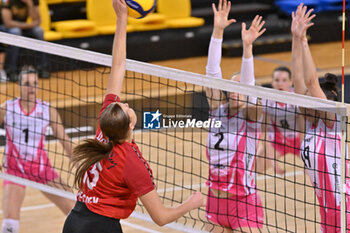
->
[121, 141, 139, 155]
[6, 98, 19, 106]
[5, 98, 20, 113]
[36, 99, 50, 107]
[122, 142, 148, 164]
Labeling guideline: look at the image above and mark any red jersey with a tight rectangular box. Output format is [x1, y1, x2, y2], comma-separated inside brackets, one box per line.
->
[77, 94, 155, 219]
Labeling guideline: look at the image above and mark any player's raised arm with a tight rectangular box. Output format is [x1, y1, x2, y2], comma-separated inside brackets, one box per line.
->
[241, 15, 265, 61]
[291, 3, 313, 95]
[106, 0, 128, 97]
[240, 15, 266, 121]
[205, 0, 236, 110]
[297, 6, 336, 125]
[297, 7, 323, 99]
[240, 15, 265, 88]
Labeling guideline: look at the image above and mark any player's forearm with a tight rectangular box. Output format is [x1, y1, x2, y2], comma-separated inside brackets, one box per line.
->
[212, 27, 224, 39]
[206, 36, 224, 109]
[112, 17, 127, 67]
[4, 20, 34, 29]
[291, 36, 307, 94]
[240, 56, 255, 86]
[242, 43, 253, 59]
[107, 16, 127, 96]
[56, 131, 72, 156]
[206, 36, 223, 79]
[240, 50, 257, 107]
[301, 39, 318, 89]
[152, 200, 196, 226]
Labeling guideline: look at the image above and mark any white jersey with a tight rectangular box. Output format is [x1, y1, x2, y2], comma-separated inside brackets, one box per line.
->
[4, 98, 50, 173]
[300, 116, 350, 227]
[262, 96, 298, 139]
[206, 103, 262, 196]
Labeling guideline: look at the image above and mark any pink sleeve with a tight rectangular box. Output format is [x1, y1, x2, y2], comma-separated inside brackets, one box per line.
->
[206, 37, 223, 79]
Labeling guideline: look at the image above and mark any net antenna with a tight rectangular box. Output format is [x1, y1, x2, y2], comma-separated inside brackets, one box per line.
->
[341, 0, 347, 232]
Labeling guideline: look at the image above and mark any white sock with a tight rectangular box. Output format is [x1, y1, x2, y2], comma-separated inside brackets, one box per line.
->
[1, 219, 19, 233]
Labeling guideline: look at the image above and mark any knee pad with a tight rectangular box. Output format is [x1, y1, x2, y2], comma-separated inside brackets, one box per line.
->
[1, 219, 19, 233]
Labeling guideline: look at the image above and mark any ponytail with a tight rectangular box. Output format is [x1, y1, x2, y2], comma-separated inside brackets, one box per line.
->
[71, 102, 131, 190]
[71, 139, 113, 189]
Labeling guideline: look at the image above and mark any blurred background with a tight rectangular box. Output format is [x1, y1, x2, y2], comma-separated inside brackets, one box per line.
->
[32, 0, 350, 61]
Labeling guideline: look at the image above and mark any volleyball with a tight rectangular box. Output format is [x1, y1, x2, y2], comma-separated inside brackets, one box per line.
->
[125, 0, 157, 19]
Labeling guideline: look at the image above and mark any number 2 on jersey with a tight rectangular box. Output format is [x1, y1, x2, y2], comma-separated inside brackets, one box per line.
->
[214, 132, 224, 151]
[83, 162, 103, 190]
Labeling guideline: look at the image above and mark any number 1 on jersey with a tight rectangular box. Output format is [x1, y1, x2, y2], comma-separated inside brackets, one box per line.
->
[22, 128, 29, 143]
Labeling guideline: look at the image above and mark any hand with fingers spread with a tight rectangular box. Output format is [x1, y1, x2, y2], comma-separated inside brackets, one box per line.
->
[291, 3, 315, 40]
[241, 15, 266, 47]
[212, 0, 236, 38]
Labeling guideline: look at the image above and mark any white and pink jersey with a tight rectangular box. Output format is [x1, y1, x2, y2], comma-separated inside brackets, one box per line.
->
[301, 116, 350, 232]
[263, 97, 301, 156]
[206, 103, 262, 196]
[4, 98, 57, 184]
[263, 96, 299, 140]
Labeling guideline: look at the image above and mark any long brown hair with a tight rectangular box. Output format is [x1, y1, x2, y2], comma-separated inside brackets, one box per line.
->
[71, 102, 130, 189]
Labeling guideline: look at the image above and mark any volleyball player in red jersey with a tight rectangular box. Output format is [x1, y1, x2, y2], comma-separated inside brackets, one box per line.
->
[62, 1, 204, 232]
[292, 4, 350, 232]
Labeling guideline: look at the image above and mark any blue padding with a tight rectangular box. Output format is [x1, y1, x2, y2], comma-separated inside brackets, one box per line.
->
[275, 0, 322, 14]
[320, 0, 350, 11]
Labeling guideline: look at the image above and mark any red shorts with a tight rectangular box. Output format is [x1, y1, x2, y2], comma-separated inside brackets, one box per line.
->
[205, 189, 264, 230]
